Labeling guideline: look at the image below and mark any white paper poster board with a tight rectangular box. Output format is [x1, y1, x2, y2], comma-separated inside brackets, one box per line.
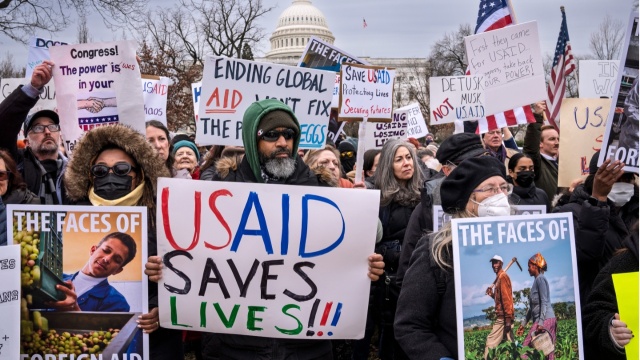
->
[402, 103, 429, 139]
[338, 63, 395, 121]
[0, 245, 20, 360]
[25, 36, 69, 80]
[192, 82, 202, 122]
[429, 76, 485, 125]
[558, 98, 610, 186]
[364, 110, 408, 149]
[197, 57, 334, 149]
[464, 21, 546, 116]
[156, 178, 380, 339]
[579, 60, 619, 99]
[452, 213, 583, 359]
[49, 40, 146, 154]
[142, 76, 170, 125]
[0, 78, 57, 118]
[433, 204, 546, 232]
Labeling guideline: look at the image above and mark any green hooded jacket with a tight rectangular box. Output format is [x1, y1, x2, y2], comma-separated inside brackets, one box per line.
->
[242, 98, 300, 183]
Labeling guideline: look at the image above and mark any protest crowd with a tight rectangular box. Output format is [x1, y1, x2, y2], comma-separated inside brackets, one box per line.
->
[0, 2, 638, 360]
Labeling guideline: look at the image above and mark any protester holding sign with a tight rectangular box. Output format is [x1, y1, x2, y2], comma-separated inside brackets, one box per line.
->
[507, 153, 551, 212]
[524, 102, 561, 201]
[146, 120, 174, 175]
[63, 124, 182, 359]
[0, 60, 69, 205]
[481, 127, 520, 167]
[394, 156, 509, 360]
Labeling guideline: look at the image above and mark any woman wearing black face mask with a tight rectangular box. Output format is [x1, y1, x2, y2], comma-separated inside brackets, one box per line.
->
[64, 125, 184, 360]
[507, 153, 550, 212]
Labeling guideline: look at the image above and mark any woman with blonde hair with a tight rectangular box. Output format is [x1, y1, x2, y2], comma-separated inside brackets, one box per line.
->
[303, 145, 354, 188]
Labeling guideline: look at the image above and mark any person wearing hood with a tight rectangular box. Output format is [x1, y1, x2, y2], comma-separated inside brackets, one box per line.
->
[395, 156, 512, 360]
[145, 98, 384, 359]
[507, 153, 550, 212]
[338, 138, 357, 174]
[0, 149, 40, 246]
[582, 225, 638, 360]
[64, 124, 182, 360]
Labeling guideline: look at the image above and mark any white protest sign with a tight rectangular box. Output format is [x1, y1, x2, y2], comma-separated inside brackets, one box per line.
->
[49, 40, 145, 154]
[192, 82, 202, 122]
[156, 178, 380, 338]
[197, 57, 334, 149]
[429, 76, 485, 124]
[432, 204, 546, 232]
[579, 60, 619, 98]
[142, 76, 170, 125]
[0, 245, 20, 360]
[402, 103, 429, 139]
[26, 36, 69, 80]
[339, 63, 395, 121]
[558, 98, 609, 186]
[364, 109, 408, 149]
[465, 21, 546, 116]
[0, 78, 57, 117]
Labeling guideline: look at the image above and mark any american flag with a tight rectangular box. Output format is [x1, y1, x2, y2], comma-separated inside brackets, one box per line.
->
[544, 7, 576, 132]
[363, 18, 368, 28]
[465, 0, 537, 134]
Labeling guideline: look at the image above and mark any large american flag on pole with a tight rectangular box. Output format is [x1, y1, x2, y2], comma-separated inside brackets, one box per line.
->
[544, 7, 576, 132]
[468, 0, 537, 133]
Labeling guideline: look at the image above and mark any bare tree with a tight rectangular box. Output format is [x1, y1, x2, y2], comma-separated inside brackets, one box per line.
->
[76, 13, 91, 44]
[589, 14, 625, 60]
[0, 0, 148, 42]
[0, 53, 25, 78]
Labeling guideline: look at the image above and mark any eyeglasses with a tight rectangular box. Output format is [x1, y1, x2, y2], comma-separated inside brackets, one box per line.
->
[340, 151, 354, 158]
[260, 129, 296, 142]
[0, 170, 11, 181]
[91, 162, 136, 178]
[29, 124, 61, 134]
[473, 183, 513, 195]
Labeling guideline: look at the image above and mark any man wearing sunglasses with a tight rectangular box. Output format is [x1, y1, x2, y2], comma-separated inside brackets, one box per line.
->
[0, 60, 68, 204]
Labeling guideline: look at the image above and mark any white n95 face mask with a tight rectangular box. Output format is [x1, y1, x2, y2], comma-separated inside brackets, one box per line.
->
[472, 192, 511, 217]
[608, 182, 634, 207]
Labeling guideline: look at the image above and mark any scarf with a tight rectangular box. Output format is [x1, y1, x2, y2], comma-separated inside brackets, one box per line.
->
[88, 181, 145, 206]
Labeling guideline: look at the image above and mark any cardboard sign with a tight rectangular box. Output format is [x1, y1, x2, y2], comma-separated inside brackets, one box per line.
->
[598, 14, 639, 173]
[197, 57, 334, 149]
[192, 82, 202, 122]
[452, 213, 583, 359]
[558, 98, 610, 186]
[429, 76, 485, 124]
[338, 63, 395, 121]
[364, 110, 408, 149]
[0, 78, 57, 118]
[464, 21, 546, 116]
[141, 76, 170, 125]
[7, 205, 149, 360]
[0, 245, 20, 360]
[156, 178, 380, 339]
[432, 204, 546, 232]
[579, 60, 619, 98]
[612, 272, 639, 360]
[298, 37, 369, 109]
[26, 36, 69, 80]
[402, 103, 429, 139]
[49, 40, 146, 154]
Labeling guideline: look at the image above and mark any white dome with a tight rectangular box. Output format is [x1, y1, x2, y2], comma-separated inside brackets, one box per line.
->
[265, 0, 335, 61]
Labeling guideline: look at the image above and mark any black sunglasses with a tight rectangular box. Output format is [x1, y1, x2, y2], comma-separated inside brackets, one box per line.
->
[91, 162, 136, 178]
[260, 129, 296, 142]
[0, 170, 11, 181]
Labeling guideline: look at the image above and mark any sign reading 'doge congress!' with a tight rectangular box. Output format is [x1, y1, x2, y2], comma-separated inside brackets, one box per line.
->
[197, 57, 334, 149]
[156, 178, 380, 339]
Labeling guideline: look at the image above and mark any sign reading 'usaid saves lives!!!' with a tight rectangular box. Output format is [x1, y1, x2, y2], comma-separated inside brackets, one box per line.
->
[197, 57, 334, 149]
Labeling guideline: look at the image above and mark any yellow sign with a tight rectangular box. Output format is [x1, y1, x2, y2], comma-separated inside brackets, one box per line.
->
[612, 272, 639, 360]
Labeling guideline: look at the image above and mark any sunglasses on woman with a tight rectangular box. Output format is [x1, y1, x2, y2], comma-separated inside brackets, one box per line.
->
[91, 162, 136, 178]
[0, 170, 11, 181]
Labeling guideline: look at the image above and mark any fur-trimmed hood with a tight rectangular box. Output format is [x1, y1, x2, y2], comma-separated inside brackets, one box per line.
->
[65, 125, 170, 202]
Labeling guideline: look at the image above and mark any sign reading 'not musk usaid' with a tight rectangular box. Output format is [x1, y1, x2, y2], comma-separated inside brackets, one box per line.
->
[197, 57, 334, 149]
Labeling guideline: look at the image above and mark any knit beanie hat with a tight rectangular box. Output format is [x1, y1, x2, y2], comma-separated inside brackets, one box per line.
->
[436, 133, 486, 164]
[172, 140, 200, 162]
[257, 110, 299, 136]
[440, 156, 506, 214]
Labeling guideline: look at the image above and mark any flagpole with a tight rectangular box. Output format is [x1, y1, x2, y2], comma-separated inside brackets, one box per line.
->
[506, 0, 519, 24]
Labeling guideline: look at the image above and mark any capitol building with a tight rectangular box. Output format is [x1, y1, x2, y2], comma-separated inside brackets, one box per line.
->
[257, 0, 423, 108]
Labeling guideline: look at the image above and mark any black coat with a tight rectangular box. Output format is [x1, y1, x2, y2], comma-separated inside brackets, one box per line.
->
[552, 185, 629, 305]
[394, 235, 457, 359]
[511, 182, 551, 213]
[582, 232, 638, 360]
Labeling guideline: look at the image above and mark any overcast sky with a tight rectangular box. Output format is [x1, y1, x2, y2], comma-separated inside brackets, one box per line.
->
[0, 0, 635, 65]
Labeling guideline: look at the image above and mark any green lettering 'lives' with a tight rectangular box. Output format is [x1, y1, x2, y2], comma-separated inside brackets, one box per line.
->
[213, 303, 240, 328]
[275, 304, 303, 335]
[170, 296, 192, 327]
[247, 306, 266, 331]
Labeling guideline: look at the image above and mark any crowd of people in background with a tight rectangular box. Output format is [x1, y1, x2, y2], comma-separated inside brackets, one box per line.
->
[0, 60, 638, 360]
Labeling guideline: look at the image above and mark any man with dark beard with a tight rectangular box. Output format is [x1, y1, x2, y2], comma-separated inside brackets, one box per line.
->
[0, 60, 68, 204]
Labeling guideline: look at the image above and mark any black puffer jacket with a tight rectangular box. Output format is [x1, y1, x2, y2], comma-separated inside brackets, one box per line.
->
[582, 232, 638, 360]
[511, 182, 551, 213]
[552, 185, 628, 305]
